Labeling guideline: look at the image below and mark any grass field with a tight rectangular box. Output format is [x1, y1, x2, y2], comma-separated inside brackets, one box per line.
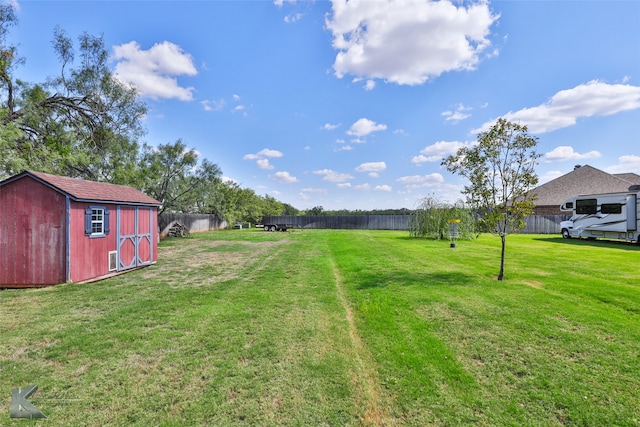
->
[1, 230, 639, 426]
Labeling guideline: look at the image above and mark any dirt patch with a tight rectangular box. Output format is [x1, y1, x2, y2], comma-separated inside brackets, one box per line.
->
[140, 239, 289, 286]
[522, 280, 543, 289]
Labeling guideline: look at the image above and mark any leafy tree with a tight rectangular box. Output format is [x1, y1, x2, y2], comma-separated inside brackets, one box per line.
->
[261, 195, 285, 219]
[307, 206, 324, 216]
[0, 9, 146, 182]
[140, 139, 222, 216]
[282, 203, 299, 216]
[442, 118, 540, 280]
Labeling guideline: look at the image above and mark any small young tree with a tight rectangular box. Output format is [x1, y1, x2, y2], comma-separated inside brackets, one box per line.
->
[442, 118, 540, 280]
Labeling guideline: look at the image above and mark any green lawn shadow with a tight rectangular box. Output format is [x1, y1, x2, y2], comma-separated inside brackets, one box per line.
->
[533, 235, 640, 251]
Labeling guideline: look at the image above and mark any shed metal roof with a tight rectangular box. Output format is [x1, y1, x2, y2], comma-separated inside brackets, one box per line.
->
[1, 171, 161, 206]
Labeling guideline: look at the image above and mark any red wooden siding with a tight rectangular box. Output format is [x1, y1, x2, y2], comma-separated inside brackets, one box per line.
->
[69, 202, 118, 283]
[0, 177, 66, 287]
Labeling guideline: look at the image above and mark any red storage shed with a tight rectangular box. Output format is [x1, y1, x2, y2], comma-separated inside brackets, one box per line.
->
[0, 171, 161, 288]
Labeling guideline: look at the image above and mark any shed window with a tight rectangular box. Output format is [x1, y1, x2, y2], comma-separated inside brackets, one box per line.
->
[576, 199, 597, 215]
[85, 206, 110, 237]
[601, 203, 622, 214]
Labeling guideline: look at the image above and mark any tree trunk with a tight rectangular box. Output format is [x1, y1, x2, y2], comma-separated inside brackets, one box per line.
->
[498, 234, 506, 281]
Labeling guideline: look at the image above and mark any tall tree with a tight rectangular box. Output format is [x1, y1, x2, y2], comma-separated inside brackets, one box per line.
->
[140, 140, 222, 216]
[442, 118, 540, 280]
[0, 8, 146, 182]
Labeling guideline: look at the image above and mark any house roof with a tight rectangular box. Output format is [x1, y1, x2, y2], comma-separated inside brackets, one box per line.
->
[1, 171, 161, 206]
[531, 165, 640, 207]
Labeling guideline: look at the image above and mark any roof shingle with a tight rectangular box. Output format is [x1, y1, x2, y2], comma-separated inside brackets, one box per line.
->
[13, 171, 161, 206]
[531, 165, 640, 207]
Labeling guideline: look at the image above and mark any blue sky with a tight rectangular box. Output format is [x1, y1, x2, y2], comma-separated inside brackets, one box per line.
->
[8, 0, 640, 210]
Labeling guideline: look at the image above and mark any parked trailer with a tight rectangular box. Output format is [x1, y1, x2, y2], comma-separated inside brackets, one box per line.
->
[559, 185, 640, 244]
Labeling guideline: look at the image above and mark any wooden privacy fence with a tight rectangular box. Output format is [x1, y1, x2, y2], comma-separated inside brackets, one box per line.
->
[157, 214, 567, 235]
[159, 213, 227, 237]
[263, 215, 410, 230]
[263, 214, 568, 234]
[518, 215, 568, 234]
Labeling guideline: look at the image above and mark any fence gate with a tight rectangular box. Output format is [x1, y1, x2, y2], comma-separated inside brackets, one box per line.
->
[117, 206, 154, 271]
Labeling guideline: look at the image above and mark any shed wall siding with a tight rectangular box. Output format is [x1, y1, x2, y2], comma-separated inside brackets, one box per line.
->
[0, 177, 67, 286]
[69, 202, 118, 283]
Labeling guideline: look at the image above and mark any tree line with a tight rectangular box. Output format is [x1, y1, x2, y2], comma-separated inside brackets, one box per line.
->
[0, 5, 286, 226]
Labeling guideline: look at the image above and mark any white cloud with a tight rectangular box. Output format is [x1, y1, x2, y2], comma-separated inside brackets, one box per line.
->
[475, 81, 640, 134]
[355, 161, 386, 173]
[313, 169, 354, 182]
[604, 155, 640, 174]
[396, 173, 445, 189]
[337, 182, 352, 188]
[375, 185, 392, 192]
[354, 183, 371, 191]
[221, 176, 237, 184]
[233, 94, 241, 101]
[326, 0, 498, 85]
[201, 98, 225, 112]
[113, 41, 197, 101]
[257, 148, 284, 158]
[538, 170, 563, 184]
[272, 171, 299, 183]
[412, 140, 473, 164]
[257, 159, 274, 170]
[299, 187, 327, 202]
[244, 148, 284, 169]
[244, 148, 283, 161]
[284, 13, 303, 23]
[337, 145, 354, 152]
[346, 118, 387, 137]
[442, 104, 472, 123]
[300, 187, 327, 195]
[543, 146, 601, 163]
[323, 123, 341, 130]
[364, 80, 376, 91]
[274, 0, 296, 6]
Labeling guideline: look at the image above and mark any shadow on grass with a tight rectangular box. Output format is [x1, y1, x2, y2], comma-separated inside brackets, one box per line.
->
[534, 236, 640, 251]
[355, 269, 475, 290]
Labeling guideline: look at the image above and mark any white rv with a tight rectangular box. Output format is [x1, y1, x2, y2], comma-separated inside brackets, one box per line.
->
[559, 185, 640, 244]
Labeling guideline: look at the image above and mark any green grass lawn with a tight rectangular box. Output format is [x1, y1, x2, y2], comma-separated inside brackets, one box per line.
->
[1, 230, 639, 426]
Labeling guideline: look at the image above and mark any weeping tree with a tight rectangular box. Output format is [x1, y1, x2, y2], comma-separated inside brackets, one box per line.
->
[442, 118, 540, 281]
[409, 195, 478, 240]
[0, 5, 146, 183]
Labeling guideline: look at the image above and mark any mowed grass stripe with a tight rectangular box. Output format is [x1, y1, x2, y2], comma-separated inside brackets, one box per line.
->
[330, 256, 398, 426]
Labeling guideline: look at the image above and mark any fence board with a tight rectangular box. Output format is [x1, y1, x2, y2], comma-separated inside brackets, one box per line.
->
[518, 215, 568, 234]
[262, 215, 410, 230]
[159, 213, 227, 236]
